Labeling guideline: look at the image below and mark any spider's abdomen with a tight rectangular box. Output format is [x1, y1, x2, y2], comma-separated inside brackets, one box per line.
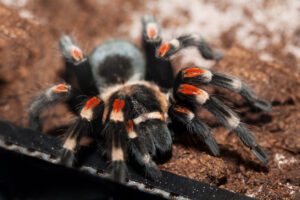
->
[88, 40, 145, 88]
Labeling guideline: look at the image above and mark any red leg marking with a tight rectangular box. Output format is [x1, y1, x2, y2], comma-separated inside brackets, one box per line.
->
[173, 105, 190, 114]
[113, 99, 125, 112]
[157, 43, 170, 57]
[83, 97, 101, 110]
[183, 67, 206, 78]
[177, 84, 201, 95]
[126, 120, 134, 133]
[53, 83, 70, 93]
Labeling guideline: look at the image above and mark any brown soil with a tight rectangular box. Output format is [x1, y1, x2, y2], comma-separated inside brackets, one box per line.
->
[0, 1, 299, 199]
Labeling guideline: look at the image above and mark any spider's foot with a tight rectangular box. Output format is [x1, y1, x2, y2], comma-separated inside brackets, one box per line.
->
[203, 136, 220, 157]
[60, 149, 75, 167]
[109, 160, 128, 183]
[252, 146, 269, 165]
[129, 138, 162, 180]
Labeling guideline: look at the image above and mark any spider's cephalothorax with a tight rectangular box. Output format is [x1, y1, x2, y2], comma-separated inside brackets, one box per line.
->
[28, 15, 271, 183]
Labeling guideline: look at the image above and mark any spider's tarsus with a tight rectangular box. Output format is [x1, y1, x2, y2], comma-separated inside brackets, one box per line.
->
[204, 137, 220, 157]
[60, 149, 75, 167]
[186, 116, 220, 156]
[253, 99, 272, 112]
[234, 124, 268, 164]
[109, 161, 128, 183]
[240, 84, 272, 112]
[129, 138, 162, 180]
[251, 146, 268, 165]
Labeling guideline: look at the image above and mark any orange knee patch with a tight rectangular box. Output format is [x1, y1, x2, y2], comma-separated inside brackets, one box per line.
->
[113, 99, 125, 112]
[83, 97, 101, 111]
[174, 105, 190, 114]
[182, 67, 206, 78]
[157, 43, 170, 57]
[126, 120, 134, 132]
[177, 84, 201, 95]
[53, 83, 70, 93]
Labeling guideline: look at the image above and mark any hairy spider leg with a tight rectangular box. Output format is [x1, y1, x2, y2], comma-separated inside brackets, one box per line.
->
[28, 83, 72, 131]
[173, 81, 268, 164]
[168, 104, 220, 156]
[141, 15, 174, 89]
[177, 67, 271, 111]
[60, 96, 104, 166]
[157, 34, 223, 61]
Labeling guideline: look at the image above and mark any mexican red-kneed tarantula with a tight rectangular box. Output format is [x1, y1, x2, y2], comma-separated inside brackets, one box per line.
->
[28, 15, 271, 183]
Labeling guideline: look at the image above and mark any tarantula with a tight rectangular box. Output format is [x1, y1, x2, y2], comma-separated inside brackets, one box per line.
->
[28, 15, 271, 183]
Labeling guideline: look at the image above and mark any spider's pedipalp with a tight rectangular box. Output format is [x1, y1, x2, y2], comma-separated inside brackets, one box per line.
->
[175, 83, 268, 164]
[169, 104, 220, 156]
[59, 35, 99, 96]
[157, 34, 223, 61]
[60, 96, 104, 167]
[28, 83, 72, 131]
[178, 67, 272, 111]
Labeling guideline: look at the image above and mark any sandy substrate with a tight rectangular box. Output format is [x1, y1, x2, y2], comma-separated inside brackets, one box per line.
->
[0, 1, 300, 199]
